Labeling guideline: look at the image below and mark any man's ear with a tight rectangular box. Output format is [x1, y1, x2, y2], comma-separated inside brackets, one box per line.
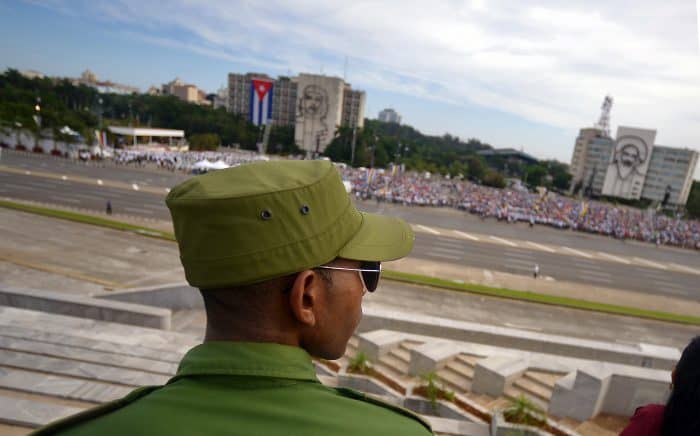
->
[288, 270, 324, 327]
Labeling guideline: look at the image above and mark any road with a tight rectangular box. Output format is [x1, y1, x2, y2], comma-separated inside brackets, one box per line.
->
[1, 150, 698, 302]
[1, 205, 696, 350]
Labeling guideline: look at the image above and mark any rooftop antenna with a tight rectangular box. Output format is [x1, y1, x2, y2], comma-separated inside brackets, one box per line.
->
[344, 56, 348, 82]
[594, 95, 613, 138]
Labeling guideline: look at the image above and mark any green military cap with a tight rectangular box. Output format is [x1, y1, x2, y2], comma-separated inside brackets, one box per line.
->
[166, 160, 414, 289]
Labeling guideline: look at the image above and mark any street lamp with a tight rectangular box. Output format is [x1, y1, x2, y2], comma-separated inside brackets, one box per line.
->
[34, 97, 41, 128]
[33, 97, 42, 151]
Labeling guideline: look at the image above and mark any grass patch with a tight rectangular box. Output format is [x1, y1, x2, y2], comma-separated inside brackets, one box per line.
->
[3, 198, 699, 326]
[382, 269, 700, 326]
[0, 199, 175, 242]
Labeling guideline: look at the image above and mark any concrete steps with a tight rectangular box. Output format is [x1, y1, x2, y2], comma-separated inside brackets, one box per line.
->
[436, 366, 468, 392]
[504, 386, 549, 413]
[377, 353, 409, 377]
[456, 353, 480, 365]
[446, 359, 475, 380]
[524, 370, 562, 390]
[513, 376, 553, 403]
[0, 307, 197, 430]
[485, 397, 512, 411]
[388, 346, 411, 363]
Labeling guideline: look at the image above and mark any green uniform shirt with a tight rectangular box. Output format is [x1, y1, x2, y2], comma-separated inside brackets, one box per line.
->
[34, 342, 433, 435]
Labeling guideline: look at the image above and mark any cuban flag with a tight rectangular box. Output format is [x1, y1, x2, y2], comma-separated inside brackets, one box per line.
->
[249, 79, 274, 126]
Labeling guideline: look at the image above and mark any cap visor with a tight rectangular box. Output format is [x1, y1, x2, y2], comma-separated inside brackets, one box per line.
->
[338, 212, 414, 262]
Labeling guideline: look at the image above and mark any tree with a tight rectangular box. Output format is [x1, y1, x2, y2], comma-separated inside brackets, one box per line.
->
[686, 181, 700, 219]
[466, 156, 486, 181]
[524, 164, 548, 187]
[482, 170, 505, 188]
[189, 133, 221, 151]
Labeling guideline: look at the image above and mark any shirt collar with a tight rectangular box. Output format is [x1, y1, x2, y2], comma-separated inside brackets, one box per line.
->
[175, 341, 319, 382]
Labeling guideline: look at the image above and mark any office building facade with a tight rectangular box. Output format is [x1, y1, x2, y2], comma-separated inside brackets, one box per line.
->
[378, 108, 401, 124]
[227, 71, 366, 153]
[642, 146, 698, 206]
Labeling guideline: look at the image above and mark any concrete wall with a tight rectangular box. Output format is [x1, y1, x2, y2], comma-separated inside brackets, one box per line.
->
[95, 283, 203, 310]
[359, 307, 679, 370]
[0, 286, 171, 329]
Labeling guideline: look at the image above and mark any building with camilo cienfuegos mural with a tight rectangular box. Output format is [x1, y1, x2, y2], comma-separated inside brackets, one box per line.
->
[570, 125, 698, 206]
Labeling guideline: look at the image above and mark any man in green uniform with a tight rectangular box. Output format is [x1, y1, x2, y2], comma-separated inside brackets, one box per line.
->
[35, 160, 433, 435]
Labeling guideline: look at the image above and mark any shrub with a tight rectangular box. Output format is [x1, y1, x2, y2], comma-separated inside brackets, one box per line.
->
[503, 394, 546, 428]
[347, 351, 371, 375]
[419, 372, 455, 412]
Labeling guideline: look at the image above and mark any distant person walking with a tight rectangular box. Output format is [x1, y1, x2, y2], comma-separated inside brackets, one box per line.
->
[620, 335, 700, 436]
[533, 263, 539, 279]
[105, 200, 112, 216]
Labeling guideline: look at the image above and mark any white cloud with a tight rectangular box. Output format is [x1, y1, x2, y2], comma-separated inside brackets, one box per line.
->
[29, 0, 700, 160]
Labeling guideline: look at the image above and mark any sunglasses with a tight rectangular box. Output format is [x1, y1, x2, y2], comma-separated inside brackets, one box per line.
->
[315, 261, 382, 292]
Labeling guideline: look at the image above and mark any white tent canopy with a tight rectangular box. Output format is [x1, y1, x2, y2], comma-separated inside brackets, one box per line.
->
[211, 160, 229, 169]
[192, 160, 213, 170]
[107, 126, 184, 138]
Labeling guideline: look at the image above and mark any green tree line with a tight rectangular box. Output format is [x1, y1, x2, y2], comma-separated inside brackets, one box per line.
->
[0, 68, 572, 191]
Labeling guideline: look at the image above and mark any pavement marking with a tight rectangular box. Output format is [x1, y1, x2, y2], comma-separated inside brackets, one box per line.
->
[507, 264, 532, 271]
[503, 322, 542, 332]
[653, 281, 686, 291]
[124, 207, 153, 215]
[562, 246, 593, 258]
[649, 275, 683, 285]
[416, 224, 441, 235]
[131, 183, 140, 191]
[482, 269, 494, 281]
[97, 179, 103, 185]
[3, 183, 35, 191]
[141, 203, 167, 210]
[71, 193, 104, 201]
[49, 195, 80, 203]
[454, 230, 479, 241]
[504, 249, 532, 258]
[489, 236, 517, 247]
[426, 251, 461, 260]
[0, 251, 126, 288]
[661, 287, 689, 296]
[578, 269, 612, 277]
[668, 263, 699, 275]
[436, 236, 463, 245]
[430, 246, 464, 256]
[633, 257, 668, 270]
[507, 258, 536, 266]
[121, 267, 184, 286]
[525, 241, 555, 253]
[584, 275, 613, 284]
[596, 251, 631, 264]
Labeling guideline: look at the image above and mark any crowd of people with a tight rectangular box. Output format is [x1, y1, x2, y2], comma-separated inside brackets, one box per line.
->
[340, 166, 700, 250]
[112, 148, 269, 172]
[106, 149, 700, 250]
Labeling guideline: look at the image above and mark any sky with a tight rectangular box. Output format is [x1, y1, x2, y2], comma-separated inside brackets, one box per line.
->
[1, 0, 699, 168]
